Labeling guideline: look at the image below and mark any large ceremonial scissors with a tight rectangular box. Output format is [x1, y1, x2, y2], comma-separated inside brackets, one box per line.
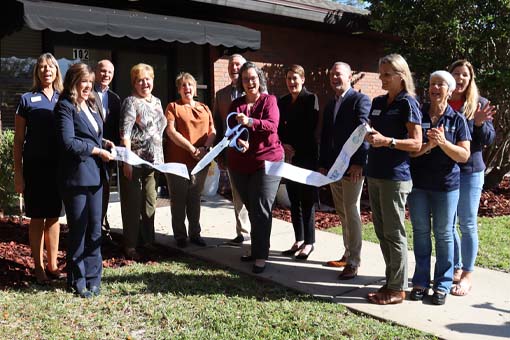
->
[191, 112, 249, 175]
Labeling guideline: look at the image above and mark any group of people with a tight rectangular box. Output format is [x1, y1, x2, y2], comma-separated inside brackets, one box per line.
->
[13, 52, 494, 304]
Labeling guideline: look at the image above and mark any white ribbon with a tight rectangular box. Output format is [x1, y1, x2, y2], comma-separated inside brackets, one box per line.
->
[113, 146, 189, 179]
[265, 123, 371, 187]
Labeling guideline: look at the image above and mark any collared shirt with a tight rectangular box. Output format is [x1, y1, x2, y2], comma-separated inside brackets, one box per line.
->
[82, 104, 99, 135]
[410, 103, 471, 191]
[231, 85, 240, 101]
[367, 90, 422, 181]
[94, 83, 109, 117]
[333, 87, 351, 124]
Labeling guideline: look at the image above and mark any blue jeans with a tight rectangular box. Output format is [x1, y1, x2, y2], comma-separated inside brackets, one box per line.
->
[408, 188, 459, 293]
[454, 171, 484, 272]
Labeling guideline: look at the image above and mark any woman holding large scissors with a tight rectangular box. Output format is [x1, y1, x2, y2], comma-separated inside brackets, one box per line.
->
[228, 62, 283, 274]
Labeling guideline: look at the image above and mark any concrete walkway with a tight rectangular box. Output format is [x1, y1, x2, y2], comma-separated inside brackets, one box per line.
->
[105, 194, 510, 340]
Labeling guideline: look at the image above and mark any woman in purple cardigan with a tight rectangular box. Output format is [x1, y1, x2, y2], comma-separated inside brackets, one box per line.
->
[228, 62, 283, 274]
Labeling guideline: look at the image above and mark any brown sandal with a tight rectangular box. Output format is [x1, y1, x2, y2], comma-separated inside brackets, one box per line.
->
[367, 285, 388, 298]
[34, 267, 50, 285]
[367, 289, 405, 305]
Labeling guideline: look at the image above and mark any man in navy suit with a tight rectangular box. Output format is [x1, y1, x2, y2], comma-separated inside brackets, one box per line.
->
[93, 59, 121, 244]
[319, 62, 370, 280]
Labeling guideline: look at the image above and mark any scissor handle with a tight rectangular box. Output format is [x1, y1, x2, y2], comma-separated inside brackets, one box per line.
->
[225, 112, 240, 134]
[229, 127, 249, 151]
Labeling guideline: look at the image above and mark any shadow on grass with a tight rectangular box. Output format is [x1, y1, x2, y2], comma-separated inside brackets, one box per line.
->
[101, 255, 328, 303]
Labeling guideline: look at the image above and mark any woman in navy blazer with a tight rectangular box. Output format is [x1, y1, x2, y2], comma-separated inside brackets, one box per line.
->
[54, 63, 115, 298]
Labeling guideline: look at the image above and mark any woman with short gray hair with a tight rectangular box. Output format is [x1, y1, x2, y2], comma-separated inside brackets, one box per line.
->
[408, 70, 471, 305]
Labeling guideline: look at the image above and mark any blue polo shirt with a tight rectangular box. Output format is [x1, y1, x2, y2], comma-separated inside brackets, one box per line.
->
[367, 91, 422, 181]
[16, 90, 60, 161]
[410, 103, 471, 192]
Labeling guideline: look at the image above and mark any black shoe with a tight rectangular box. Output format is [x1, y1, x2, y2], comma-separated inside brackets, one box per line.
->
[410, 287, 427, 301]
[89, 286, 101, 296]
[432, 290, 447, 305]
[281, 243, 304, 256]
[45, 266, 66, 280]
[295, 245, 314, 260]
[226, 235, 244, 245]
[190, 236, 207, 247]
[252, 264, 266, 274]
[176, 239, 188, 248]
[240, 255, 254, 262]
[102, 232, 118, 247]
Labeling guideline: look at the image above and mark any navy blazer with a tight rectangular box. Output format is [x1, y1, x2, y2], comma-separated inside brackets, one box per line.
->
[55, 98, 107, 188]
[319, 88, 371, 171]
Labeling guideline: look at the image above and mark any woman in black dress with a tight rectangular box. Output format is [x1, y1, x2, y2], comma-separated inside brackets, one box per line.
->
[14, 53, 64, 283]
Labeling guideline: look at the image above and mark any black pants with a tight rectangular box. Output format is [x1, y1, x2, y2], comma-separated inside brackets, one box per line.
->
[286, 180, 316, 244]
[229, 169, 281, 259]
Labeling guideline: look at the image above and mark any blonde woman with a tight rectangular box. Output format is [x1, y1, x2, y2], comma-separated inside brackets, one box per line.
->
[119, 63, 167, 260]
[448, 60, 496, 296]
[365, 54, 422, 304]
[164, 72, 216, 248]
[14, 53, 64, 284]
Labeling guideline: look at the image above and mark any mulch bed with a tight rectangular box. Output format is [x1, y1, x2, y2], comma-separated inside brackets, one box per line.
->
[1, 178, 508, 289]
[0, 217, 177, 290]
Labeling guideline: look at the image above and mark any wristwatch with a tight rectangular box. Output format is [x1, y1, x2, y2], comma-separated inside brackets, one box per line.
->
[247, 118, 254, 127]
[389, 138, 397, 149]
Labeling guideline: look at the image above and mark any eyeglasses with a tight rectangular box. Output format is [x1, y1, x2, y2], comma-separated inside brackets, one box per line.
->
[242, 76, 258, 83]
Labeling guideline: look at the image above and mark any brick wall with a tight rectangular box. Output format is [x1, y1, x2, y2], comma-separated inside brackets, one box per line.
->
[212, 21, 387, 110]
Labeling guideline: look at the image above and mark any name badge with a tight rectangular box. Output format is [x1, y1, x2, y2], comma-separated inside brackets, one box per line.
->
[372, 109, 381, 116]
[422, 123, 431, 129]
[30, 96, 42, 103]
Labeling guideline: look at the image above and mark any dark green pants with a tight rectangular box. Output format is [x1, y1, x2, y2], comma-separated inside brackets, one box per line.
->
[119, 166, 157, 249]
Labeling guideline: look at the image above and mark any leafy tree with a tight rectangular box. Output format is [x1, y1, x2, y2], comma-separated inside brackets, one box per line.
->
[368, 0, 510, 188]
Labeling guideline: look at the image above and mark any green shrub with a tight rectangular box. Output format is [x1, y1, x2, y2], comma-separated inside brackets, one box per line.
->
[0, 129, 18, 215]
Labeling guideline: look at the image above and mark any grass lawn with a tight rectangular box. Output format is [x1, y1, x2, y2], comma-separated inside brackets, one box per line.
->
[329, 216, 510, 272]
[0, 256, 436, 340]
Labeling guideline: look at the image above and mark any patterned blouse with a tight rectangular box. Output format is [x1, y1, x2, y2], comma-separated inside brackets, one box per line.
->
[120, 95, 167, 164]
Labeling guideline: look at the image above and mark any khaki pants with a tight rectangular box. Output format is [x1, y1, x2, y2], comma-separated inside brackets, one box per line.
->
[330, 177, 364, 267]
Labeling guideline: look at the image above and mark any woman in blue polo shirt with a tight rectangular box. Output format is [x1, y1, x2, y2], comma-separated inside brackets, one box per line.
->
[365, 54, 422, 305]
[14, 53, 64, 284]
[448, 60, 495, 296]
[408, 71, 471, 305]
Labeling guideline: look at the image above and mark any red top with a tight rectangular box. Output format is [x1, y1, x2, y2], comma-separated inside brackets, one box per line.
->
[227, 93, 284, 174]
[448, 99, 464, 112]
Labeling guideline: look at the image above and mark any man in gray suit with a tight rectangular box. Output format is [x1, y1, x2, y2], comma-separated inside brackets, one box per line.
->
[93, 59, 121, 244]
[213, 54, 250, 244]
